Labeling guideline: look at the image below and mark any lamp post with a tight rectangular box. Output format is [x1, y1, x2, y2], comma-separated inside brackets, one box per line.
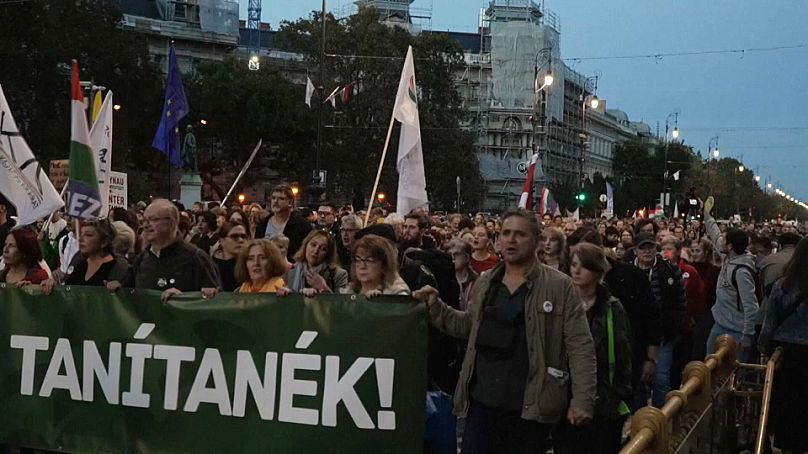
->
[579, 75, 599, 205]
[706, 135, 720, 192]
[532, 46, 553, 186]
[662, 112, 680, 214]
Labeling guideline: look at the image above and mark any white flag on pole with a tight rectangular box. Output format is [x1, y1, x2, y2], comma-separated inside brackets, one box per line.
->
[90, 91, 113, 215]
[393, 46, 428, 216]
[673, 170, 681, 181]
[323, 85, 340, 108]
[0, 84, 64, 226]
[305, 77, 315, 108]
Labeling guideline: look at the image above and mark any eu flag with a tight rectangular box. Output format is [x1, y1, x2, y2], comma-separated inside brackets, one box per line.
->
[152, 44, 188, 168]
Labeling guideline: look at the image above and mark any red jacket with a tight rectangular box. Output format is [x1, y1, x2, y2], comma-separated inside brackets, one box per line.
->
[679, 260, 706, 332]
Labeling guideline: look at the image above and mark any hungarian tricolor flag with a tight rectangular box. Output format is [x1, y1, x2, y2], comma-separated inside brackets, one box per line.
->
[518, 153, 539, 209]
[65, 60, 102, 219]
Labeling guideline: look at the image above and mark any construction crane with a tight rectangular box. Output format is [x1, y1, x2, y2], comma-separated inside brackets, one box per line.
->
[247, 0, 262, 70]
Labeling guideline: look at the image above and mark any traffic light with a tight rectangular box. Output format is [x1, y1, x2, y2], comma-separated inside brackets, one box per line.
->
[576, 192, 587, 202]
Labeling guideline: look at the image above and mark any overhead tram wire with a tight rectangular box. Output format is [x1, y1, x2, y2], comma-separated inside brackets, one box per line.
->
[566, 44, 807, 62]
[323, 43, 807, 63]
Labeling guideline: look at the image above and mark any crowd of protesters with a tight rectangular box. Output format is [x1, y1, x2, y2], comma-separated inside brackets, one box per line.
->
[1, 185, 807, 453]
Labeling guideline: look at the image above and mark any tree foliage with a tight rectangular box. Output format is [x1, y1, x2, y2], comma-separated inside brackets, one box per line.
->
[275, 7, 484, 209]
[0, 0, 162, 174]
[612, 139, 803, 220]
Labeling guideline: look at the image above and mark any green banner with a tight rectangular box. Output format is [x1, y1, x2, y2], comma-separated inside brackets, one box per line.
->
[0, 285, 427, 453]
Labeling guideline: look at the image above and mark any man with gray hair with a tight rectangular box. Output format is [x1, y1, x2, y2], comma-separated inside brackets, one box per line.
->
[106, 199, 220, 302]
[337, 214, 363, 268]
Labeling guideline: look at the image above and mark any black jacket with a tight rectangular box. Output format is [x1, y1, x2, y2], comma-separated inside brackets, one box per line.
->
[604, 257, 662, 382]
[256, 212, 313, 261]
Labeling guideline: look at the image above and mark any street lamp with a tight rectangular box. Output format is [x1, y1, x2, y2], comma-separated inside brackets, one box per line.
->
[755, 175, 761, 182]
[248, 55, 260, 71]
[738, 165, 745, 172]
[532, 46, 553, 183]
[580, 75, 599, 194]
[665, 112, 680, 143]
[113, 104, 121, 111]
[708, 135, 720, 159]
[200, 119, 208, 125]
[767, 183, 773, 189]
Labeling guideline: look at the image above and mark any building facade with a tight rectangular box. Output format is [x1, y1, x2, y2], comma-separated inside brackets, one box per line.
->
[446, 0, 658, 211]
[115, 0, 658, 210]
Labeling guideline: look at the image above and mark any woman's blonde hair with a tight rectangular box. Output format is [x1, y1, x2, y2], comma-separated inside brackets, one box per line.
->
[235, 239, 287, 283]
[293, 230, 338, 268]
[350, 235, 400, 292]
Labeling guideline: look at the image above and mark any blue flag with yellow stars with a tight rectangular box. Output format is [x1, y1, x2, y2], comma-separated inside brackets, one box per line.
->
[152, 43, 188, 168]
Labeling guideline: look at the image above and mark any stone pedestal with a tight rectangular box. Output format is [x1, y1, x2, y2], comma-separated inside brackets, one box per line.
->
[179, 173, 203, 209]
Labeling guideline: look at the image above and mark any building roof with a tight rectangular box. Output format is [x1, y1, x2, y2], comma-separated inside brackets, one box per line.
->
[239, 28, 277, 49]
[433, 31, 482, 54]
[113, 0, 162, 20]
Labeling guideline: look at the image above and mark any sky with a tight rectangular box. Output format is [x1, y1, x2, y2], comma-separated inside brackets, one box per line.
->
[239, 0, 808, 201]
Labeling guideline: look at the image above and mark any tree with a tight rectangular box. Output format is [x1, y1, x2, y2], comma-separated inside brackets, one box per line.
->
[275, 7, 483, 209]
[0, 0, 162, 176]
[185, 58, 317, 196]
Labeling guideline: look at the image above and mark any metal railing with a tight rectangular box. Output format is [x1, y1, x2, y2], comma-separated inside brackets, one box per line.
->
[620, 335, 737, 454]
[754, 347, 782, 453]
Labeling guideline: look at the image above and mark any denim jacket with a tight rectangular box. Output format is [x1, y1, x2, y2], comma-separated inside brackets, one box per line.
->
[758, 280, 808, 354]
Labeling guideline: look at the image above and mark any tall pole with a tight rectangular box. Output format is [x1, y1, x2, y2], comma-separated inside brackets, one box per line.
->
[456, 176, 461, 212]
[312, 0, 327, 205]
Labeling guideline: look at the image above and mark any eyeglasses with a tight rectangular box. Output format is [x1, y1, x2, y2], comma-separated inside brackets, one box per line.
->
[227, 233, 248, 240]
[142, 216, 172, 225]
[353, 256, 379, 266]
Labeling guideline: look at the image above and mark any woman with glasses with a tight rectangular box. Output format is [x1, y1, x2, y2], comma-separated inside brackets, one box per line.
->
[346, 234, 409, 297]
[211, 222, 248, 292]
[235, 239, 287, 293]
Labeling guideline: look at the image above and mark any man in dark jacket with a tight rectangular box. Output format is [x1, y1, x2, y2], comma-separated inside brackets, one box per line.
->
[107, 199, 220, 302]
[255, 184, 312, 260]
[633, 232, 686, 408]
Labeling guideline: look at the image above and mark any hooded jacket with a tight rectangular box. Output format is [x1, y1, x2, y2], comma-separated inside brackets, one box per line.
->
[705, 214, 759, 336]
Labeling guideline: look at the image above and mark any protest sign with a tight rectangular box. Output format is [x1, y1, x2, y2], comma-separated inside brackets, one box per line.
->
[0, 286, 427, 453]
[108, 171, 127, 210]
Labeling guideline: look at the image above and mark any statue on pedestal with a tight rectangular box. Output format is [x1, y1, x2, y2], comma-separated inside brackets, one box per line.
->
[181, 125, 198, 172]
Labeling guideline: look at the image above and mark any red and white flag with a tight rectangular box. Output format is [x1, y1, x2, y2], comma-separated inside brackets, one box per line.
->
[518, 153, 539, 209]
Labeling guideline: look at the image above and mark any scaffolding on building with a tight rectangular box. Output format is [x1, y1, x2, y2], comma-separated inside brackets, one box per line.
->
[460, 0, 572, 211]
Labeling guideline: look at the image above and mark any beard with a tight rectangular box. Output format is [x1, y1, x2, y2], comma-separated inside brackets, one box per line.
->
[398, 235, 420, 251]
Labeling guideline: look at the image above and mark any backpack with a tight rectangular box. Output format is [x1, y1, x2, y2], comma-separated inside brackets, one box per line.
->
[730, 264, 762, 311]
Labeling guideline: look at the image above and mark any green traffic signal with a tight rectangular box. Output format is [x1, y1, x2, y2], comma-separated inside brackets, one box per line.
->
[577, 193, 587, 201]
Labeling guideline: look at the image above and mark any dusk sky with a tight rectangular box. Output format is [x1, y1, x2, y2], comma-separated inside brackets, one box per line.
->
[240, 0, 808, 201]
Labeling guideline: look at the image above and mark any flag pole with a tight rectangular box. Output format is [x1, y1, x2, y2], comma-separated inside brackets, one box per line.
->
[220, 139, 263, 207]
[364, 115, 397, 226]
[40, 180, 70, 234]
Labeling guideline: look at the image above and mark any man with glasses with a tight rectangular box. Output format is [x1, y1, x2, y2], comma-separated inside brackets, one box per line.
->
[337, 214, 362, 269]
[317, 202, 340, 237]
[106, 199, 220, 303]
[256, 184, 312, 261]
